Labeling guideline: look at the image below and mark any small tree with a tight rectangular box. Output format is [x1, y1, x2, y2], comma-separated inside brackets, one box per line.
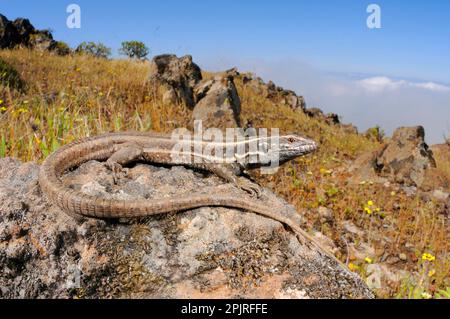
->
[75, 41, 111, 59]
[119, 41, 149, 60]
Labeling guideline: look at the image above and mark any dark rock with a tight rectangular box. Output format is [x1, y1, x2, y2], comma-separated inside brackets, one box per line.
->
[0, 14, 62, 53]
[0, 14, 20, 49]
[12, 18, 35, 45]
[0, 158, 373, 298]
[305, 107, 324, 119]
[148, 54, 202, 108]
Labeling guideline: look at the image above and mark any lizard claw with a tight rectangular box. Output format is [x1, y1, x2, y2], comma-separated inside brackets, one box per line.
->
[236, 178, 263, 198]
[105, 161, 126, 183]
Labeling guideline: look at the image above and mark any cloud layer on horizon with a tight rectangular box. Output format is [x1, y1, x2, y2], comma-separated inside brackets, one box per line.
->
[201, 57, 450, 144]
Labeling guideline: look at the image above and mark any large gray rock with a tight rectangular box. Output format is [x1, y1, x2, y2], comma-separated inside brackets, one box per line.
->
[0, 158, 373, 298]
[148, 54, 202, 108]
[351, 126, 436, 187]
[193, 72, 242, 129]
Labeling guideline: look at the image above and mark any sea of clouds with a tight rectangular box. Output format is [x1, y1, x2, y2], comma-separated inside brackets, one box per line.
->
[202, 57, 450, 144]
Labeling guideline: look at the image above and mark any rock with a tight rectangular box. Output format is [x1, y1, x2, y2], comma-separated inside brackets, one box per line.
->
[365, 264, 408, 291]
[280, 90, 306, 110]
[12, 18, 35, 45]
[148, 54, 202, 108]
[375, 126, 436, 187]
[325, 113, 340, 125]
[366, 265, 382, 290]
[0, 14, 63, 53]
[0, 14, 20, 49]
[343, 221, 365, 237]
[304, 107, 324, 119]
[0, 158, 373, 299]
[192, 73, 242, 129]
[399, 253, 407, 261]
[162, 88, 178, 105]
[28, 30, 56, 52]
[317, 206, 333, 222]
[351, 126, 437, 187]
[305, 108, 340, 125]
[431, 189, 449, 203]
[243, 76, 305, 111]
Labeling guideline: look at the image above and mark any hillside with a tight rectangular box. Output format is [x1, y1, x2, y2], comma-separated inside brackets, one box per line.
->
[0, 49, 449, 299]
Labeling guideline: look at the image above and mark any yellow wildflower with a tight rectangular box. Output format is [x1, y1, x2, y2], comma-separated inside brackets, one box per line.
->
[348, 263, 359, 271]
[364, 207, 372, 215]
[359, 181, 367, 185]
[367, 200, 374, 206]
[0, 106, 6, 112]
[390, 191, 396, 196]
[320, 168, 332, 175]
[421, 292, 432, 299]
[364, 257, 373, 264]
[422, 253, 436, 262]
[306, 171, 313, 176]
[0, 99, 3, 104]
[428, 270, 436, 277]
[34, 135, 41, 145]
[375, 207, 381, 213]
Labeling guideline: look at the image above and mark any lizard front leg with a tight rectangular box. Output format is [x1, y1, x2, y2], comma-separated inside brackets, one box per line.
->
[190, 163, 263, 198]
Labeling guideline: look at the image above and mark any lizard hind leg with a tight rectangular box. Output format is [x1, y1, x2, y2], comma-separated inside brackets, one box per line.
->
[105, 143, 144, 182]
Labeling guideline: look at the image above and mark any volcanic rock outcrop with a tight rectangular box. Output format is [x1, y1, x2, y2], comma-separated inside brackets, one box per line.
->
[0, 158, 374, 298]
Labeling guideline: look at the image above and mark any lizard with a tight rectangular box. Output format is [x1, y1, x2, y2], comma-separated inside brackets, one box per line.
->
[39, 131, 345, 266]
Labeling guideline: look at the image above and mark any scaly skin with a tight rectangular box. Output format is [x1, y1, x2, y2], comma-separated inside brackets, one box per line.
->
[39, 131, 345, 266]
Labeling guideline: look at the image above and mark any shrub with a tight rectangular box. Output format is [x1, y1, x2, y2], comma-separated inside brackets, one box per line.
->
[119, 41, 149, 60]
[52, 41, 71, 56]
[0, 58, 26, 91]
[365, 126, 385, 142]
[75, 41, 111, 59]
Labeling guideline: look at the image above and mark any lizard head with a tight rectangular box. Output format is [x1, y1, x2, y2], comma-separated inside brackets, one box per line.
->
[267, 134, 318, 164]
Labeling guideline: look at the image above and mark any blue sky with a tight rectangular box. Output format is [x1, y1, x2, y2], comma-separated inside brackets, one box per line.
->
[1, 0, 450, 142]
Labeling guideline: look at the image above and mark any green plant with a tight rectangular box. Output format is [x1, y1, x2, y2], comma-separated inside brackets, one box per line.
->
[436, 287, 450, 299]
[119, 41, 149, 60]
[365, 126, 385, 142]
[75, 42, 111, 59]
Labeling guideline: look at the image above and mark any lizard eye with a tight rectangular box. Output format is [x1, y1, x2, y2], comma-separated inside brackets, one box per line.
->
[288, 137, 295, 143]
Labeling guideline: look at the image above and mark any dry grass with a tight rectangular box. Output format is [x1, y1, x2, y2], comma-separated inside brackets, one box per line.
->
[0, 48, 448, 298]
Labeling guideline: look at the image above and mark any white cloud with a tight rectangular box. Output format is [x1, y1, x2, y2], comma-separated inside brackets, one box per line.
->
[358, 76, 450, 93]
[358, 77, 406, 92]
[413, 82, 450, 92]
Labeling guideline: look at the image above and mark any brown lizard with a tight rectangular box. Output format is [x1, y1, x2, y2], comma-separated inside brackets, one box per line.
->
[39, 131, 345, 266]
